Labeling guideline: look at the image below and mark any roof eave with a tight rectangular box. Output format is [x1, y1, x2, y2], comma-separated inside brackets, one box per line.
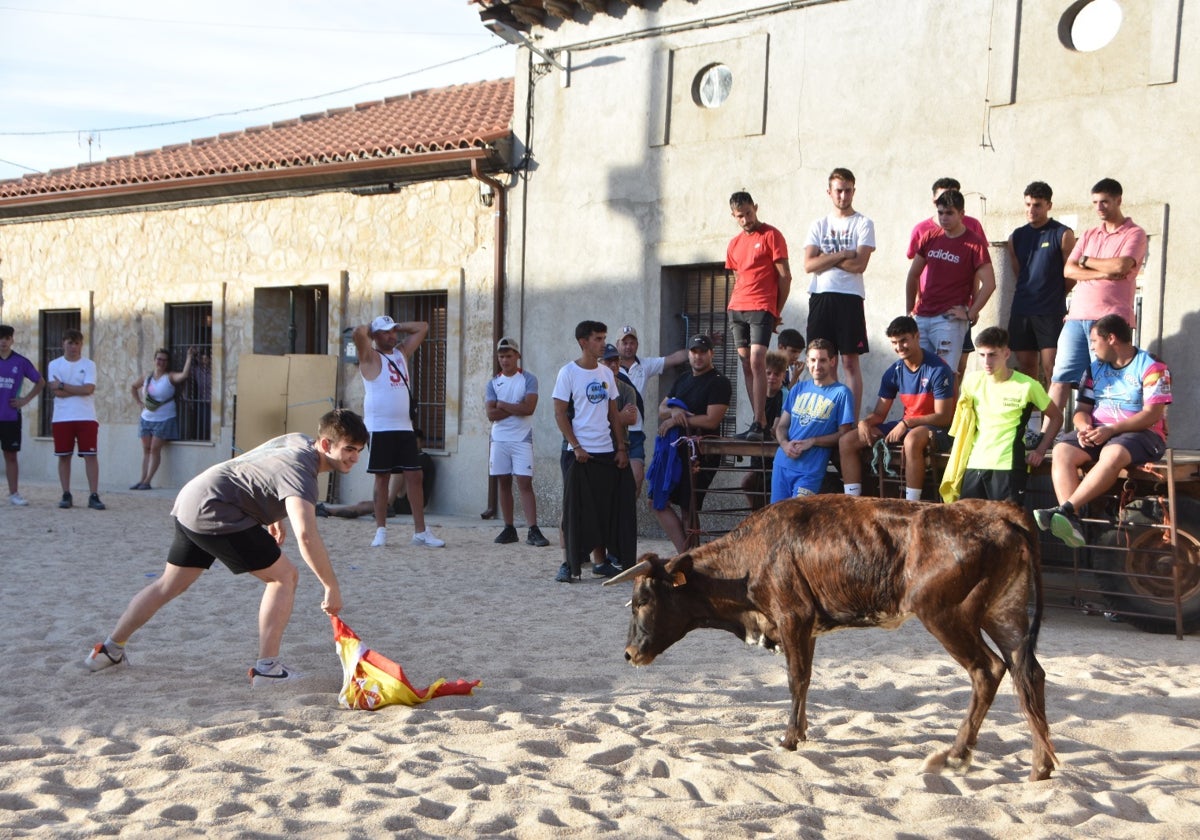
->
[0, 141, 510, 222]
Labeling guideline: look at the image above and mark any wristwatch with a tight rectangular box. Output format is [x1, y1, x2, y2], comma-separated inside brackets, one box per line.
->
[1080, 255, 1089, 269]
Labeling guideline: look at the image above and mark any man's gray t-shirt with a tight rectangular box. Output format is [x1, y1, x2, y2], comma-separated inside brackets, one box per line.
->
[172, 433, 320, 534]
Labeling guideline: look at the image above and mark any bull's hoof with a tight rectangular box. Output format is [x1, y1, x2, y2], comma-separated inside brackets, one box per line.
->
[1029, 762, 1054, 782]
[778, 735, 801, 751]
[922, 748, 972, 775]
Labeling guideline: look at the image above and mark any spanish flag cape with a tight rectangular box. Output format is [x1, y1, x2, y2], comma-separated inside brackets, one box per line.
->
[331, 616, 481, 710]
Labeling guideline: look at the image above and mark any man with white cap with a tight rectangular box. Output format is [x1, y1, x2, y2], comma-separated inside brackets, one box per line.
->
[486, 337, 550, 547]
[352, 315, 444, 549]
[615, 325, 687, 496]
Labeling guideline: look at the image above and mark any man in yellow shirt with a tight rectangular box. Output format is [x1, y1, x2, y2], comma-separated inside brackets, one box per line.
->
[951, 327, 1063, 505]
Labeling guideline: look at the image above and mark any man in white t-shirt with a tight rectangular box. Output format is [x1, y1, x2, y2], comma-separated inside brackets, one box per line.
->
[486, 337, 549, 547]
[803, 167, 876, 417]
[616, 324, 687, 496]
[552, 320, 632, 582]
[47, 329, 105, 511]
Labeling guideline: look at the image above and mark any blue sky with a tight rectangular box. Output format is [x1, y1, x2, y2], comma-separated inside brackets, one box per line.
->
[0, 1, 516, 180]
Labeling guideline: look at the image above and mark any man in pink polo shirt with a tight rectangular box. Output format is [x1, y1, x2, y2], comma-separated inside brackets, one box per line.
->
[726, 191, 791, 441]
[1049, 178, 1147, 418]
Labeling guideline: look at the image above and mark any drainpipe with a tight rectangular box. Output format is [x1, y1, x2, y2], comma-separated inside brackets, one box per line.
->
[471, 159, 507, 519]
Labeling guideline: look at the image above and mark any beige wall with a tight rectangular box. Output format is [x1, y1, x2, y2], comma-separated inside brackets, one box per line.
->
[0, 178, 500, 512]
[501, 0, 1199, 511]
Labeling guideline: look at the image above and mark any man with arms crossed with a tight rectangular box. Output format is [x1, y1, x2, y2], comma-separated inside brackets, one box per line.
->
[1035, 315, 1170, 548]
[48, 329, 105, 510]
[85, 409, 368, 686]
[803, 168, 875, 417]
[353, 315, 444, 550]
[726, 191, 791, 441]
[487, 337, 550, 547]
[838, 317, 955, 501]
[771, 339, 855, 503]
[1049, 178, 1147, 419]
[0, 324, 44, 506]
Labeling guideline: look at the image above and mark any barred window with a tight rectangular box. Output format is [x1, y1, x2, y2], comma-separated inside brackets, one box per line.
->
[37, 309, 81, 436]
[165, 303, 214, 441]
[670, 264, 739, 438]
[386, 291, 447, 450]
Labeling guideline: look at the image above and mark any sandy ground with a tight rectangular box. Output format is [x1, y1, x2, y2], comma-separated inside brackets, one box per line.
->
[1, 481, 1198, 838]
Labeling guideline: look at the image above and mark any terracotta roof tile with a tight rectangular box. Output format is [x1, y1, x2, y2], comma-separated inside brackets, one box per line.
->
[0, 78, 513, 200]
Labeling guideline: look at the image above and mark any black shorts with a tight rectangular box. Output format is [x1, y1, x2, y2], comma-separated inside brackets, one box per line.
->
[0, 420, 21, 452]
[729, 310, 775, 348]
[960, 468, 1026, 505]
[166, 519, 282, 575]
[962, 326, 974, 352]
[1007, 313, 1065, 352]
[367, 429, 422, 474]
[1055, 429, 1166, 467]
[807, 293, 869, 356]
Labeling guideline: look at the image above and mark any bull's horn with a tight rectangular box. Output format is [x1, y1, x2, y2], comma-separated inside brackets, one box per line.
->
[603, 560, 651, 586]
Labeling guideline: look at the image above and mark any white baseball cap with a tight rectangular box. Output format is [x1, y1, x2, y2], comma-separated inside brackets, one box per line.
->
[370, 315, 399, 333]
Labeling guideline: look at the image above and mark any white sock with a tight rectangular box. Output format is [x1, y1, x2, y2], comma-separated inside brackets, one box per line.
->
[255, 658, 281, 675]
[105, 636, 125, 653]
[844, 483, 862, 496]
[905, 487, 923, 501]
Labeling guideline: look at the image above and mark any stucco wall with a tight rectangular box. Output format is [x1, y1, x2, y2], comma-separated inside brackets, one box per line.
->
[0, 178, 500, 513]
[500, 0, 1198, 518]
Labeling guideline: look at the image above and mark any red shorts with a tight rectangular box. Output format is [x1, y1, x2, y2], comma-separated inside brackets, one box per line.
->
[52, 420, 99, 456]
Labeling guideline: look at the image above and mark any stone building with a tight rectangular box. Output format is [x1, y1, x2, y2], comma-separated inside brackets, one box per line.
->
[0, 79, 514, 508]
[473, 0, 1198, 482]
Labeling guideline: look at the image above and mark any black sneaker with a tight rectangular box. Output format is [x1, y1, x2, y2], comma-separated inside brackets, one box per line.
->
[315, 503, 330, 518]
[58, 492, 73, 509]
[592, 560, 622, 578]
[1050, 509, 1085, 548]
[526, 526, 550, 547]
[1032, 506, 1057, 531]
[495, 524, 520, 544]
[734, 422, 765, 441]
[88, 493, 106, 511]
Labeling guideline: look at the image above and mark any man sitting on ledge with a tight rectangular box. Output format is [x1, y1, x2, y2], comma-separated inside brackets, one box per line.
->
[1035, 314, 1172, 547]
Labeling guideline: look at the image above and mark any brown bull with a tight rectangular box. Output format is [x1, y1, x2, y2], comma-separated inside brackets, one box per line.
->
[606, 495, 1056, 781]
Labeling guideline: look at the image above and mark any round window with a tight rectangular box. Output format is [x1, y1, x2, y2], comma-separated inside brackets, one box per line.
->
[1059, 0, 1123, 52]
[693, 64, 733, 109]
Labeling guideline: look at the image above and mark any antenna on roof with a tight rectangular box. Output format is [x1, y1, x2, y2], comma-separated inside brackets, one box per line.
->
[78, 131, 100, 162]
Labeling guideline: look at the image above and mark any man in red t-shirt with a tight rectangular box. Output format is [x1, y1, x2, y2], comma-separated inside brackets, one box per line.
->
[725, 191, 791, 440]
[905, 189, 995, 374]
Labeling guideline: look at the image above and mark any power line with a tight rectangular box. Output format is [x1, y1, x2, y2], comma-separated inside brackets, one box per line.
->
[0, 43, 509, 138]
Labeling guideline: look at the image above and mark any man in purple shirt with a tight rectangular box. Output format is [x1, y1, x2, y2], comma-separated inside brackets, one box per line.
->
[0, 324, 45, 506]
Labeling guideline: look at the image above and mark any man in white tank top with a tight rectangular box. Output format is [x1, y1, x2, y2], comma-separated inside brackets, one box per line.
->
[352, 315, 444, 549]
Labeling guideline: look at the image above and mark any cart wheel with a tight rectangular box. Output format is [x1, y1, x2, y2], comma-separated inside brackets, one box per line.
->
[1091, 496, 1200, 634]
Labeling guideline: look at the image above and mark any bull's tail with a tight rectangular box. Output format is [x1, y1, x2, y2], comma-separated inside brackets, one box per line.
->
[1008, 519, 1057, 780]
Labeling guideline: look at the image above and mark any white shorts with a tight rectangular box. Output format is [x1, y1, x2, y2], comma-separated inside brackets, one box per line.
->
[489, 439, 534, 477]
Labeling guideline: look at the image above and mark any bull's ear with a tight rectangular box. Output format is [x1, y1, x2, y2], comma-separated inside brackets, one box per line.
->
[664, 553, 693, 588]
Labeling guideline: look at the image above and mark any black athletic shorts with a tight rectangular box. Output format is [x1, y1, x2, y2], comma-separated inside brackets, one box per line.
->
[1008, 313, 1065, 352]
[166, 518, 282, 574]
[960, 468, 1026, 505]
[367, 429, 422, 474]
[807, 292, 869, 356]
[0, 420, 22, 452]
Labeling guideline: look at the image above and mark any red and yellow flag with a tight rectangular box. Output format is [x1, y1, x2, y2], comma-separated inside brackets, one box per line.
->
[331, 616, 481, 710]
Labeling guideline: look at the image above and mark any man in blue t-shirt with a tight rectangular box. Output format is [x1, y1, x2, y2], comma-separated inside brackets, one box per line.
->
[771, 339, 855, 502]
[838, 316, 955, 501]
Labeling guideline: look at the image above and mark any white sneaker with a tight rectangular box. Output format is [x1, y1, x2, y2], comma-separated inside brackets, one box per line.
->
[9, 493, 28, 506]
[85, 642, 127, 672]
[371, 527, 387, 548]
[411, 530, 445, 548]
[248, 663, 301, 687]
